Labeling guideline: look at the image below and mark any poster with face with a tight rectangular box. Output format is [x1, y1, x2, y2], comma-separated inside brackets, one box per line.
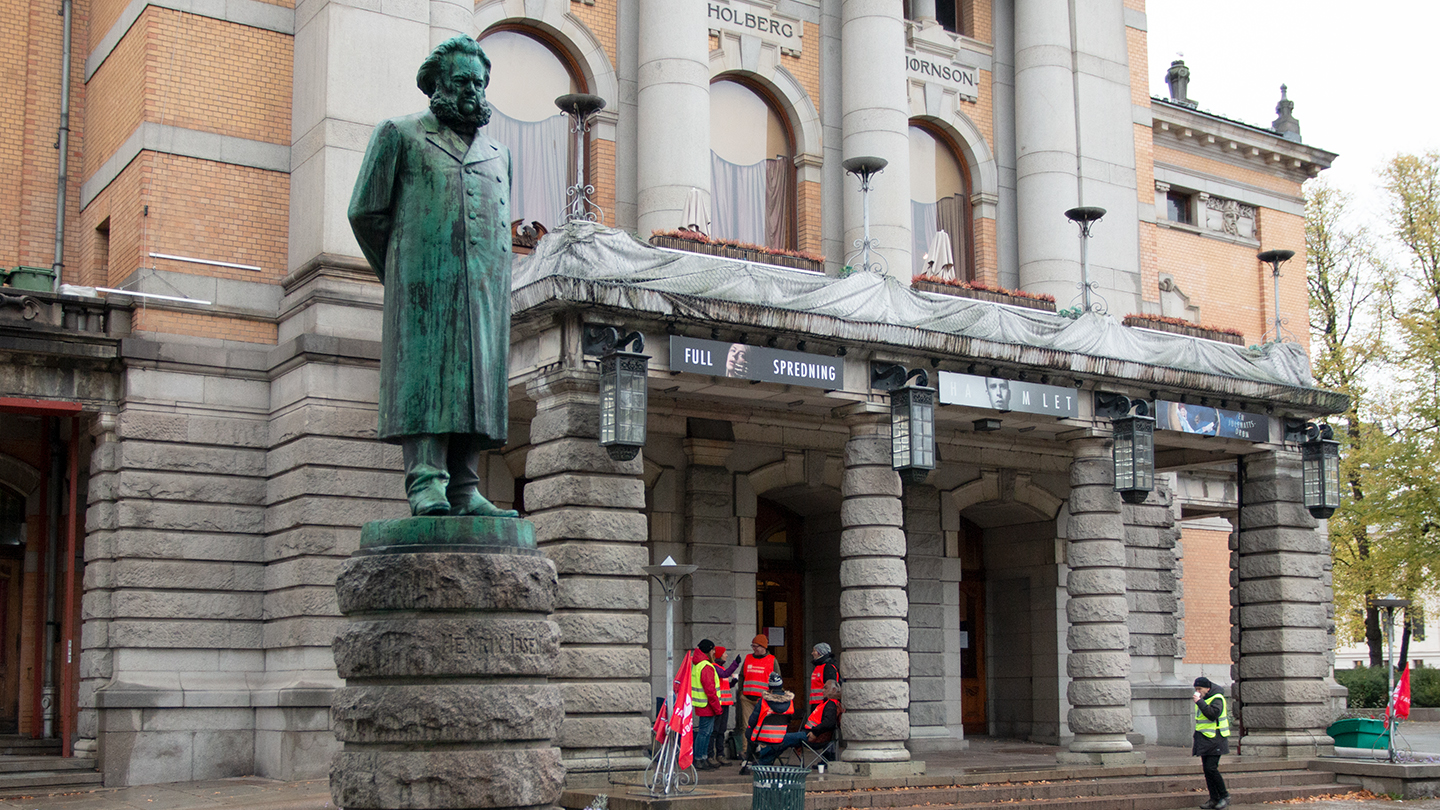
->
[1156, 401, 1218, 436]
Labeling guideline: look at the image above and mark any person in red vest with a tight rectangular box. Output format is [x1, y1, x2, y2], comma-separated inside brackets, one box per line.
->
[705, 644, 740, 766]
[739, 671, 794, 774]
[737, 634, 776, 761]
[755, 679, 842, 766]
[808, 642, 839, 707]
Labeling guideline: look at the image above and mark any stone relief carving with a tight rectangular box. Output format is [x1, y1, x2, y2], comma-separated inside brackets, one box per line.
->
[1203, 194, 1256, 239]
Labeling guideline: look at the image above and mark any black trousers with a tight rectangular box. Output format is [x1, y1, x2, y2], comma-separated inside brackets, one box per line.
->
[710, 704, 730, 759]
[1201, 754, 1228, 800]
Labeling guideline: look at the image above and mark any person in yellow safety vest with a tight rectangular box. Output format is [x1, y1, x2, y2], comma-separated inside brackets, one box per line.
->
[703, 645, 739, 767]
[809, 642, 839, 705]
[756, 680, 842, 766]
[1192, 676, 1231, 810]
[737, 634, 776, 760]
[738, 671, 793, 775]
[675, 639, 721, 770]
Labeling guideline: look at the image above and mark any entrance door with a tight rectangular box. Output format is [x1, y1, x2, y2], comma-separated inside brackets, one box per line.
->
[958, 579, 986, 733]
[755, 499, 805, 701]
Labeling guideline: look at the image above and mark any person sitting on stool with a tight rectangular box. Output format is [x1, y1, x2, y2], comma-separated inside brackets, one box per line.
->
[739, 671, 793, 774]
[756, 680, 842, 766]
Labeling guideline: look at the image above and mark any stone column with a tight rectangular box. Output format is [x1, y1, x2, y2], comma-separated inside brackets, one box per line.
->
[428, 0, 468, 46]
[1234, 450, 1334, 757]
[909, 0, 938, 24]
[683, 439, 738, 643]
[1013, 0, 1079, 302]
[636, 0, 710, 239]
[837, 406, 917, 774]
[842, 0, 911, 279]
[330, 526, 564, 810]
[524, 371, 652, 772]
[1059, 435, 1143, 765]
[905, 483, 963, 751]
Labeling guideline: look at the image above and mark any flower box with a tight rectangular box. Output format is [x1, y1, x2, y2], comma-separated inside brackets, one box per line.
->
[912, 278, 1057, 312]
[649, 233, 824, 273]
[1122, 315, 1244, 345]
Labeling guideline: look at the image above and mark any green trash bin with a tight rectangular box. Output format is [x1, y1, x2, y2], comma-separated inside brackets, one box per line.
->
[5, 266, 55, 291]
[1327, 717, 1390, 750]
[751, 765, 807, 810]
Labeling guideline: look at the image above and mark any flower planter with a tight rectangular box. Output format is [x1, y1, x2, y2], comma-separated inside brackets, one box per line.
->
[1122, 315, 1244, 345]
[649, 234, 824, 273]
[912, 278, 1057, 312]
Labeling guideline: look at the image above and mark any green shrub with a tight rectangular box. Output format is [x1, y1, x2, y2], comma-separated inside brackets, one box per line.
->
[1336, 665, 1388, 708]
[1336, 664, 1440, 709]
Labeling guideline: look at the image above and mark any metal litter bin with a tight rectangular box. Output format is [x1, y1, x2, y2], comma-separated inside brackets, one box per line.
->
[751, 765, 807, 810]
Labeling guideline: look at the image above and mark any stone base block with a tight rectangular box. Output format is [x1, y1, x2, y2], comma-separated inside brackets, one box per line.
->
[1056, 750, 1147, 766]
[561, 754, 654, 774]
[331, 748, 564, 809]
[829, 759, 926, 777]
[1239, 733, 1334, 759]
[1320, 758, 1440, 799]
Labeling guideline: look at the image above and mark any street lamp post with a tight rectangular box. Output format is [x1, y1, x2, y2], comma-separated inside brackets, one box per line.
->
[1065, 206, 1107, 315]
[843, 156, 888, 275]
[1370, 594, 1411, 763]
[1258, 248, 1296, 342]
[555, 93, 607, 225]
[642, 556, 698, 795]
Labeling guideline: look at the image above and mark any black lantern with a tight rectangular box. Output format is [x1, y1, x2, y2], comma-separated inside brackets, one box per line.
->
[890, 373, 936, 484]
[1104, 395, 1154, 504]
[585, 326, 649, 461]
[1301, 422, 1340, 519]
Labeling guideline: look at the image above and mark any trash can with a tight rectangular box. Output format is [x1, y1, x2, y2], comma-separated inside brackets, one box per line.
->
[5, 266, 55, 291]
[1327, 717, 1390, 750]
[751, 765, 807, 810]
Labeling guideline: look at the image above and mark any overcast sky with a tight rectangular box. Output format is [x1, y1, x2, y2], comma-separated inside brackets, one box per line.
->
[1145, 2, 1440, 227]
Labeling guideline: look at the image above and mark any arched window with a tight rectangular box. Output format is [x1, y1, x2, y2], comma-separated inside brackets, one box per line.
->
[479, 30, 580, 234]
[910, 123, 971, 280]
[709, 79, 795, 249]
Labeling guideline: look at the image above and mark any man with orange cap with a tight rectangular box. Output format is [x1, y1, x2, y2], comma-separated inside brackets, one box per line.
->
[737, 634, 777, 762]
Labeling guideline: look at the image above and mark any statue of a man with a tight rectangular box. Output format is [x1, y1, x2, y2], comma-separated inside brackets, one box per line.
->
[348, 36, 518, 518]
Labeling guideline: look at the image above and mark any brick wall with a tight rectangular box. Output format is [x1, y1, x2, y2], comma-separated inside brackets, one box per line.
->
[1180, 526, 1231, 665]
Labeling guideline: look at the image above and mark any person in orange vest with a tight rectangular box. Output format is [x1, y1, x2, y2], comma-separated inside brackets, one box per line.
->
[739, 671, 794, 775]
[674, 639, 721, 770]
[705, 644, 740, 766]
[808, 642, 839, 707]
[737, 634, 777, 761]
[756, 679, 842, 766]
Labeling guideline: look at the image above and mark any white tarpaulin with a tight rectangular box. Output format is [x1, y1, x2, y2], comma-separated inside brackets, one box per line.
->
[514, 223, 1324, 395]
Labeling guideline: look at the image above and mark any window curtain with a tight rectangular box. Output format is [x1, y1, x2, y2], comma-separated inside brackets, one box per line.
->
[488, 109, 569, 230]
[911, 200, 938, 278]
[764, 157, 793, 249]
[711, 152, 767, 246]
[911, 195, 968, 279]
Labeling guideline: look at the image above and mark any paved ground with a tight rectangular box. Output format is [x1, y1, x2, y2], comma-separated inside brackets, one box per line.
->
[2, 724, 1437, 810]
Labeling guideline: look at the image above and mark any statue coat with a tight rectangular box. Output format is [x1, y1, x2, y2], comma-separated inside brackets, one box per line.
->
[348, 110, 512, 445]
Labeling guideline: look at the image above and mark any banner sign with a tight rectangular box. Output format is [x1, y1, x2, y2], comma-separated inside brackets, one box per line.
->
[670, 336, 843, 389]
[708, 1, 804, 53]
[937, 371, 1080, 418]
[1154, 400, 1269, 442]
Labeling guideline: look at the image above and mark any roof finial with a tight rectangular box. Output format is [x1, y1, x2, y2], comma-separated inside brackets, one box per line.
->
[1272, 84, 1300, 142]
[1165, 58, 1195, 108]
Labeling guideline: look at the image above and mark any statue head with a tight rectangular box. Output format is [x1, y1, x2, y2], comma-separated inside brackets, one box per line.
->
[418, 36, 493, 132]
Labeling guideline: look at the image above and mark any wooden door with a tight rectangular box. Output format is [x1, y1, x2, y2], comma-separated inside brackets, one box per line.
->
[756, 571, 805, 703]
[959, 579, 986, 734]
[0, 559, 21, 733]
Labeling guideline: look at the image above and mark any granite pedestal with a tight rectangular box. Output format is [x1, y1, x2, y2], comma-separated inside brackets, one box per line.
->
[330, 516, 565, 810]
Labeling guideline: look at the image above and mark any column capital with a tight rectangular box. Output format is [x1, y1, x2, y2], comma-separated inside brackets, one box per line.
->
[525, 368, 600, 406]
[683, 437, 733, 467]
[834, 400, 889, 427]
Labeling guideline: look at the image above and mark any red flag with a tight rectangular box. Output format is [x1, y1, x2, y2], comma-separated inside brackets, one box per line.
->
[671, 653, 695, 769]
[653, 703, 668, 743]
[1385, 621, 1413, 727]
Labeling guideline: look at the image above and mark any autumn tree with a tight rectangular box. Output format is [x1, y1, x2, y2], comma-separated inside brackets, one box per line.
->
[1305, 180, 1392, 664]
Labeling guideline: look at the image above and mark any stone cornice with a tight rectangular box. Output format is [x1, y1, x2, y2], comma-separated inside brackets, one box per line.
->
[1150, 99, 1337, 182]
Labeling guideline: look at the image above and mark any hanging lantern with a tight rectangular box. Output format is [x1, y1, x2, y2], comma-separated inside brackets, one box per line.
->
[1301, 423, 1340, 519]
[891, 380, 936, 484]
[586, 326, 649, 462]
[1112, 406, 1155, 504]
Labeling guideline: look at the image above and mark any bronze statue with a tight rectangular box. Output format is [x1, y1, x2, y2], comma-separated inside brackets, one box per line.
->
[349, 36, 518, 518]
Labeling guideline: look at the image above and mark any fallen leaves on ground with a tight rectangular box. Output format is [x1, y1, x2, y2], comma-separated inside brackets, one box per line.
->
[1265, 790, 1383, 803]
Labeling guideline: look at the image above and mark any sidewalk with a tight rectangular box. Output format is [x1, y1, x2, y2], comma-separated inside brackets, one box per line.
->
[0, 778, 330, 810]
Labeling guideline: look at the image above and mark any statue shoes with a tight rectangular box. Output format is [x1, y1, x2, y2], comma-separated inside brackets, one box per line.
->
[448, 489, 519, 518]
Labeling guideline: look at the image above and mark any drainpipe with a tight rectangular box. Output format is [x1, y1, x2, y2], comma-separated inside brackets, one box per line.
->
[51, 0, 75, 293]
[42, 428, 62, 739]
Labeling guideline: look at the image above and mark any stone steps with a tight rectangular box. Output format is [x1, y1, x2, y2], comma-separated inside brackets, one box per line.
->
[0, 737, 60, 756]
[0, 759, 102, 797]
[805, 770, 1346, 809]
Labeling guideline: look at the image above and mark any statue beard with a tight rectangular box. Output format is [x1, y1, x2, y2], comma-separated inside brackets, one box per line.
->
[431, 92, 491, 134]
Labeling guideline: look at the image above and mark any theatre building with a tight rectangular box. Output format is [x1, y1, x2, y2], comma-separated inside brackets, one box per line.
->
[0, 0, 1343, 786]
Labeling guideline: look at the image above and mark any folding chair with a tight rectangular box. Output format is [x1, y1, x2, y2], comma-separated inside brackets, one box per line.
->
[780, 725, 841, 770]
